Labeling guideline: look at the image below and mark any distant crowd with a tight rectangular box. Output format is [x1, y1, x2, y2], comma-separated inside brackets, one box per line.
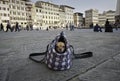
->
[0, 21, 34, 32]
[90, 19, 119, 32]
[0, 19, 120, 32]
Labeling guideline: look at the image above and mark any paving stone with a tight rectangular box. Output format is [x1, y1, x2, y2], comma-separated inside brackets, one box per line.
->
[0, 29, 120, 81]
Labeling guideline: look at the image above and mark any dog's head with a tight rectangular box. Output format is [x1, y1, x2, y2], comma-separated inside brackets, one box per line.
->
[55, 42, 66, 53]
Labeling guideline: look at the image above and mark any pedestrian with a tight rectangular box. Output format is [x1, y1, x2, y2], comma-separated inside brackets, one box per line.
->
[11, 25, 15, 32]
[30, 24, 33, 31]
[94, 24, 102, 32]
[94, 24, 99, 32]
[0, 23, 4, 31]
[105, 19, 113, 32]
[66, 24, 68, 30]
[90, 23, 93, 28]
[15, 22, 20, 32]
[115, 19, 119, 30]
[46, 27, 49, 31]
[26, 24, 29, 31]
[71, 24, 74, 31]
[6, 21, 12, 32]
[69, 23, 72, 31]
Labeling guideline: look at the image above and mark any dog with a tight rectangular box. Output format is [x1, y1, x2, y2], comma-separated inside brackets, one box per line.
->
[55, 42, 66, 53]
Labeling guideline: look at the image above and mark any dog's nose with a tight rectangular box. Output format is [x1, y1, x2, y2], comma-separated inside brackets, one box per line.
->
[59, 49, 62, 51]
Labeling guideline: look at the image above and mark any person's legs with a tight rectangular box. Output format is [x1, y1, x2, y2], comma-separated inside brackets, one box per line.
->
[6, 27, 8, 32]
[15, 27, 17, 32]
[17, 27, 20, 32]
[9, 27, 12, 32]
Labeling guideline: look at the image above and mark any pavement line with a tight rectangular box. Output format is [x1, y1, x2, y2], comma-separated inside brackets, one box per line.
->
[66, 51, 120, 81]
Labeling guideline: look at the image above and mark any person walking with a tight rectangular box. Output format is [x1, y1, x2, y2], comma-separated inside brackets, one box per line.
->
[71, 24, 74, 31]
[0, 23, 4, 31]
[6, 21, 12, 32]
[66, 24, 68, 30]
[26, 24, 29, 31]
[15, 22, 20, 32]
[30, 24, 33, 31]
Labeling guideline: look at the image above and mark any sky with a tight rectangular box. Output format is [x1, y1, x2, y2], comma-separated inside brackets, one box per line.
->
[31, 0, 117, 14]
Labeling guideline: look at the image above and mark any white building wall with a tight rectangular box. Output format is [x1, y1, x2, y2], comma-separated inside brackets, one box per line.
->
[0, 0, 9, 28]
[85, 9, 99, 27]
[9, 0, 27, 27]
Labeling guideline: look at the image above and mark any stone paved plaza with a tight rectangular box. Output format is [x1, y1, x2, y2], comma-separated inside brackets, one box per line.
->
[0, 29, 120, 81]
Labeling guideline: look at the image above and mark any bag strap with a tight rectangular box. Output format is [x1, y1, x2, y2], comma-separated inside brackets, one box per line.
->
[29, 45, 49, 63]
[69, 45, 93, 59]
[29, 45, 93, 63]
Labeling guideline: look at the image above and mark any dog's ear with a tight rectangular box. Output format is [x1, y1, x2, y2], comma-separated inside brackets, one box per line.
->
[58, 35, 67, 44]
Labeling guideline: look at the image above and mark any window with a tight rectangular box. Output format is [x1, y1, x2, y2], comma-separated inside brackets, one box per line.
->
[21, 7, 24, 10]
[10, 17, 12, 20]
[13, 12, 16, 15]
[17, 7, 20, 10]
[3, 7, 6, 10]
[9, 5, 11, 8]
[4, 13, 6, 16]
[3, 1, 6, 4]
[22, 13, 24, 16]
[16, 1, 19, 4]
[39, 10, 41, 12]
[12, 0, 15, 3]
[18, 12, 20, 15]
[13, 6, 15, 9]
[36, 9, 38, 12]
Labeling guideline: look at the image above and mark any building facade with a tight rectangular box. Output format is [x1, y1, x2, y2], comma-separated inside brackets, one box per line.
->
[33, 1, 74, 29]
[74, 12, 83, 28]
[0, 0, 74, 29]
[32, 3, 43, 29]
[34, 1, 60, 29]
[59, 8, 65, 28]
[115, 0, 120, 27]
[0, 0, 9, 29]
[25, 1, 33, 26]
[85, 9, 99, 28]
[99, 10, 115, 27]
[9, 0, 32, 27]
[60, 5, 74, 27]
[98, 13, 106, 27]
[106, 10, 115, 24]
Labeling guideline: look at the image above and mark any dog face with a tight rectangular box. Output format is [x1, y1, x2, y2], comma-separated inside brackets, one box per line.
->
[55, 42, 66, 53]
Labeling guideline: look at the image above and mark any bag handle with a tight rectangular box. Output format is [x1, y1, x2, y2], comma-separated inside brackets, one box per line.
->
[69, 45, 93, 59]
[29, 45, 49, 63]
[29, 45, 93, 63]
